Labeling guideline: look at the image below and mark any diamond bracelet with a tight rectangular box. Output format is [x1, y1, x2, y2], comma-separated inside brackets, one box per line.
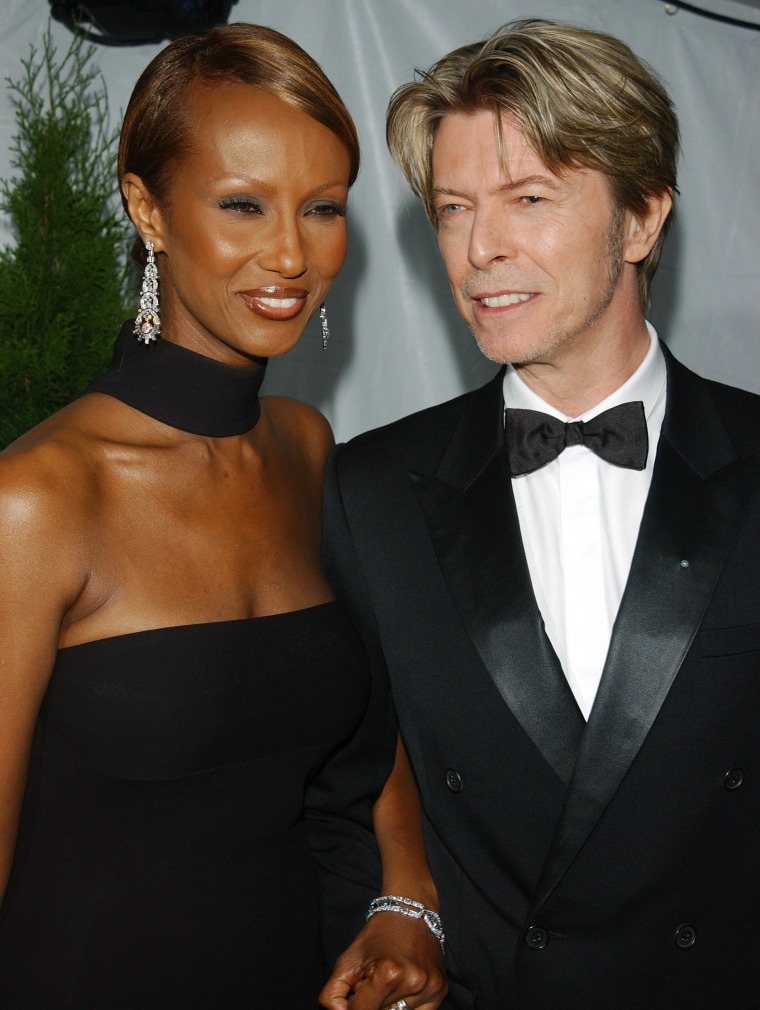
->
[366, 894, 445, 949]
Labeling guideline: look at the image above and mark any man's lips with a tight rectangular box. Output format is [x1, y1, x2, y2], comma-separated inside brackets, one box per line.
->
[239, 287, 309, 320]
[473, 291, 535, 309]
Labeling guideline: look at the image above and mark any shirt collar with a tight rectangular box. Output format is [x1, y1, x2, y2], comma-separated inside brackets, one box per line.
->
[502, 321, 666, 423]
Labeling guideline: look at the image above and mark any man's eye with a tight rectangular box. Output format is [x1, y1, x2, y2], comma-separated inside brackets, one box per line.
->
[437, 203, 465, 216]
[521, 195, 543, 205]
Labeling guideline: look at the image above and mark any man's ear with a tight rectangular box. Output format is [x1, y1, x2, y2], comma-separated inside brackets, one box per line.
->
[122, 173, 166, 252]
[623, 188, 673, 265]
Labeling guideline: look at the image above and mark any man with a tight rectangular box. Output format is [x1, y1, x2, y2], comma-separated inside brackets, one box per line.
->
[322, 19, 760, 1010]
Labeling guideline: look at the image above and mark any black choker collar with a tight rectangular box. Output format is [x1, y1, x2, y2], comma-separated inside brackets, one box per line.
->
[85, 322, 267, 437]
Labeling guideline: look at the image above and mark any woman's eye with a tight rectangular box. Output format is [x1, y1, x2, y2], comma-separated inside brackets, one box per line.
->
[521, 195, 543, 205]
[218, 196, 262, 214]
[308, 202, 347, 219]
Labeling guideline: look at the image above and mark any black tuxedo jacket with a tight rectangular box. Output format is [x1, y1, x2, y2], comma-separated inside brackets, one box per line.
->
[322, 348, 760, 1010]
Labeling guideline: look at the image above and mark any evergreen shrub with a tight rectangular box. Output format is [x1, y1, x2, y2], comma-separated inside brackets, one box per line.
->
[0, 27, 132, 448]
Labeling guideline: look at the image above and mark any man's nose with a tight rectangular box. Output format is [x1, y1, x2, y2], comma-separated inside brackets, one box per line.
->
[467, 208, 516, 269]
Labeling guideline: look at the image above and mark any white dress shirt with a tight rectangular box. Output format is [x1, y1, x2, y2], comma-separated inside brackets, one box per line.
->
[503, 324, 667, 719]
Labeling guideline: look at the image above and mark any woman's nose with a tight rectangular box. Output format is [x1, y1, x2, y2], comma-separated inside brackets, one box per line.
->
[258, 218, 307, 278]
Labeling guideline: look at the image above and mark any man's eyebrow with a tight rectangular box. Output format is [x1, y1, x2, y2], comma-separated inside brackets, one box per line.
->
[432, 174, 563, 198]
[497, 174, 563, 192]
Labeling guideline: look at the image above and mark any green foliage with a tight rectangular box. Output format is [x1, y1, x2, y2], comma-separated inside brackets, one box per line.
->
[0, 26, 132, 448]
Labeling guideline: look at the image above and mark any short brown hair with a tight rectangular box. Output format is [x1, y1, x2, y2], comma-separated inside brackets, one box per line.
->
[119, 23, 360, 261]
[386, 19, 679, 309]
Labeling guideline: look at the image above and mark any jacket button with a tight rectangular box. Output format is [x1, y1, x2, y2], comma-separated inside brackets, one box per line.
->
[674, 923, 696, 949]
[724, 767, 744, 790]
[445, 768, 463, 793]
[525, 926, 548, 949]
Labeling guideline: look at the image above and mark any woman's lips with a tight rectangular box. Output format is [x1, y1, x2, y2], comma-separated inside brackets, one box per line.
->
[239, 287, 309, 320]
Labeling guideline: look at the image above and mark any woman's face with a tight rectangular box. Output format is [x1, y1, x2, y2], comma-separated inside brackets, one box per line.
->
[144, 82, 351, 364]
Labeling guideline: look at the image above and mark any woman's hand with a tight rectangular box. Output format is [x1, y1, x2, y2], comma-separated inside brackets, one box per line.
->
[322, 732, 448, 1008]
[319, 911, 447, 1010]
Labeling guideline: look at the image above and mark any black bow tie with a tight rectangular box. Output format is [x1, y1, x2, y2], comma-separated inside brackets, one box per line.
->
[505, 401, 648, 476]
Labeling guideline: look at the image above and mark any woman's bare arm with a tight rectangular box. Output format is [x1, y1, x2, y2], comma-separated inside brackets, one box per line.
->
[0, 446, 89, 902]
[320, 735, 447, 1010]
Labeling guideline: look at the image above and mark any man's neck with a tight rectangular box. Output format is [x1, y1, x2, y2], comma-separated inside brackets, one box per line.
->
[512, 318, 652, 418]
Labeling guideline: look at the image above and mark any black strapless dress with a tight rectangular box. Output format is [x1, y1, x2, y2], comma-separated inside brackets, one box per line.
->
[0, 603, 372, 1008]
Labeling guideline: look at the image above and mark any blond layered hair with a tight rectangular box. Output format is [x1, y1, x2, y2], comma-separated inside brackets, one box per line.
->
[386, 19, 679, 309]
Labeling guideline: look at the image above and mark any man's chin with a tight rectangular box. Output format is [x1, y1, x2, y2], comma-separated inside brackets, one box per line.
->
[470, 328, 542, 366]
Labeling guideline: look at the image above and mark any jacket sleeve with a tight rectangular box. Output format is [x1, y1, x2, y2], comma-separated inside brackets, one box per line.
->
[304, 445, 398, 969]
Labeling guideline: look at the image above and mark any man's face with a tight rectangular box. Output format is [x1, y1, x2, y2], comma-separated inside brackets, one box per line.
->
[431, 110, 634, 370]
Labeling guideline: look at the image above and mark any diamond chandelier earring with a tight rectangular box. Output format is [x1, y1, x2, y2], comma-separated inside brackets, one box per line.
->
[319, 302, 330, 351]
[134, 240, 161, 343]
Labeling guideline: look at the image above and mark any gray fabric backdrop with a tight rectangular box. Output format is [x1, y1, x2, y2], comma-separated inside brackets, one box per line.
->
[1, 0, 758, 440]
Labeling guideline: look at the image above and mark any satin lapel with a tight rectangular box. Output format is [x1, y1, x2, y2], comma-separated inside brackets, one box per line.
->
[411, 374, 584, 785]
[531, 351, 760, 910]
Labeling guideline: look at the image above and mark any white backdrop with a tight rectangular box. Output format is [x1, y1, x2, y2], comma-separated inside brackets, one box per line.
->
[1, 0, 758, 440]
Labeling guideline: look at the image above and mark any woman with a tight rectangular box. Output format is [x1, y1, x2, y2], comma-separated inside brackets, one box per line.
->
[0, 24, 444, 1009]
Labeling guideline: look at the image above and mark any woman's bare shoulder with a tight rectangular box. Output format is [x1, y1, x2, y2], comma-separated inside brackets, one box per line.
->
[0, 403, 114, 638]
[260, 395, 335, 469]
[0, 398, 109, 544]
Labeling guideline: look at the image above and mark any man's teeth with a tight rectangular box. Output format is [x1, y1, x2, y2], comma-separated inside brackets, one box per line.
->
[480, 293, 532, 308]
[258, 297, 300, 308]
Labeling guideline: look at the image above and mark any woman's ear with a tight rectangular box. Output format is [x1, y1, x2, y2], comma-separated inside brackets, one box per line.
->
[122, 173, 166, 252]
[623, 188, 674, 265]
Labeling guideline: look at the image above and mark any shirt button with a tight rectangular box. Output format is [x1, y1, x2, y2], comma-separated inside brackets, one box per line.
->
[525, 926, 548, 949]
[445, 768, 463, 793]
[674, 923, 697, 949]
[724, 767, 745, 790]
